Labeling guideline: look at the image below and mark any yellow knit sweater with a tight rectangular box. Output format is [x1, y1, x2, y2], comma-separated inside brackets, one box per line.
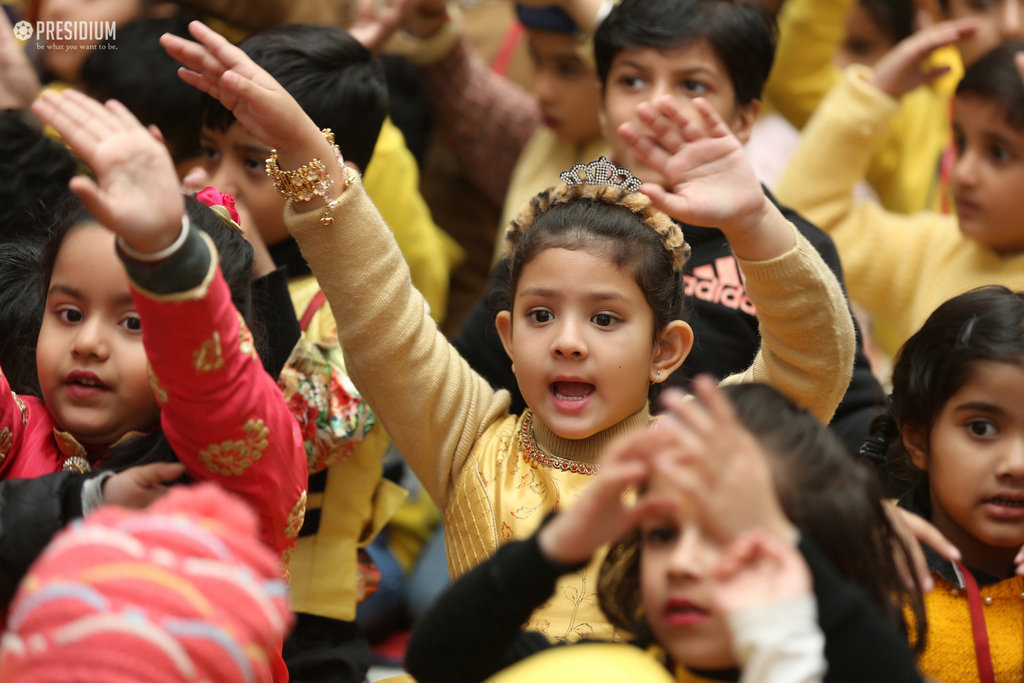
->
[764, 0, 961, 214]
[775, 67, 1024, 349]
[284, 179, 854, 640]
[906, 574, 1024, 683]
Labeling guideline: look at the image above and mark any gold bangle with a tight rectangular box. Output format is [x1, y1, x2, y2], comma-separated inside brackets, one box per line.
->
[265, 129, 343, 202]
[320, 166, 359, 226]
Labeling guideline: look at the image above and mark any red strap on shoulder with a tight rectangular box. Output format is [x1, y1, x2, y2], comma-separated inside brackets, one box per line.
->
[299, 291, 327, 332]
[492, 20, 525, 77]
[958, 561, 997, 683]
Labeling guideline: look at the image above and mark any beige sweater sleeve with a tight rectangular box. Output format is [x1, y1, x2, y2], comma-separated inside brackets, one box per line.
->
[721, 225, 856, 425]
[285, 180, 509, 508]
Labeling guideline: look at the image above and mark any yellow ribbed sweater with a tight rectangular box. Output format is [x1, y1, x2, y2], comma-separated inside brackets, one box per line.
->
[764, 0, 961, 214]
[285, 178, 854, 640]
[775, 67, 1024, 349]
[906, 574, 1024, 683]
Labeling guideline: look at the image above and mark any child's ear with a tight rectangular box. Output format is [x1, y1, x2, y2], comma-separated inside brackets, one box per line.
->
[730, 99, 762, 146]
[650, 320, 693, 383]
[902, 426, 930, 470]
[495, 311, 515, 368]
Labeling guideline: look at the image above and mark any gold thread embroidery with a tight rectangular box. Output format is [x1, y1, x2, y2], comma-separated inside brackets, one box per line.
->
[198, 419, 269, 476]
[62, 456, 91, 474]
[285, 491, 307, 539]
[13, 393, 27, 426]
[147, 362, 169, 404]
[0, 427, 11, 464]
[281, 546, 294, 585]
[518, 411, 600, 476]
[193, 332, 224, 373]
[237, 311, 258, 363]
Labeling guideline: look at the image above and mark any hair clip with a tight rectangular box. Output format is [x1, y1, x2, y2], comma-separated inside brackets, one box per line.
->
[954, 314, 979, 351]
[857, 435, 888, 464]
[560, 156, 642, 193]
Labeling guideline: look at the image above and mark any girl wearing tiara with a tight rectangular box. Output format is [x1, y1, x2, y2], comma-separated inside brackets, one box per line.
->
[164, 21, 856, 640]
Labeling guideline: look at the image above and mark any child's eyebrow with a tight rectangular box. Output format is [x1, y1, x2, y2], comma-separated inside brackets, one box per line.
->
[48, 283, 81, 299]
[519, 287, 630, 304]
[954, 401, 1008, 416]
[983, 131, 1020, 148]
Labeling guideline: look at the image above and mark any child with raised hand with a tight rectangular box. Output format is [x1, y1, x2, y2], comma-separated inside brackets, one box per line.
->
[163, 18, 854, 641]
[775, 28, 1024, 352]
[869, 285, 1024, 682]
[0, 87, 306, 586]
[403, 379, 925, 683]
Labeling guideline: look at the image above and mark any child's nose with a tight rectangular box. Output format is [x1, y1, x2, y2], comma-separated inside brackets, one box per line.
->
[997, 438, 1024, 478]
[667, 524, 715, 579]
[952, 149, 979, 188]
[551, 319, 588, 359]
[71, 318, 111, 361]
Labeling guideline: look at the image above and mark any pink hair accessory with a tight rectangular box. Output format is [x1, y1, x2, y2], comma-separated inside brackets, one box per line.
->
[194, 187, 243, 234]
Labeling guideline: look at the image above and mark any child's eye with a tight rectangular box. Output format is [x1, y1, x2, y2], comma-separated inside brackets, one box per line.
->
[56, 307, 83, 324]
[968, 0, 996, 10]
[967, 420, 998, 438]
[245, 155, 268, 173]
[618, 74, 645, 90]
[119, 314, 142, 333]
[591, 313, 619, 328]
[681, 80, 709, 95]
[200, 145, 219, 161]
[556, 59, 584, 78]
[528, 310, 553, 324]
[989, 145, 1013, 163]
[643, 526, 678, 546]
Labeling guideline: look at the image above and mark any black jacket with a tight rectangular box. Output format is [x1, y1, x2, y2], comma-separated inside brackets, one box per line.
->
[405, 525, 924, 683]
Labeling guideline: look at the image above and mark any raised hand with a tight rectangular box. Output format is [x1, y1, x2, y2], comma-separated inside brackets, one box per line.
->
[655, 377, 797, 546]
[619, 95, 794, 261]
[712, 531, 811, 614]
[0, 10, 41, 110]
[536, 427, 682, 566]
[31, 89, 185, 254]
[870, 18, 976, 99]
[160, 21, 338, 180]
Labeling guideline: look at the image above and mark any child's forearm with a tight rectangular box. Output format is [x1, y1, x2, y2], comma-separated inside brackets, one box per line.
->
[720, 226, 856, 425]
[124, 228, 307, 560]
[420, 36, 540, 206]
[286, 178, 509, 508]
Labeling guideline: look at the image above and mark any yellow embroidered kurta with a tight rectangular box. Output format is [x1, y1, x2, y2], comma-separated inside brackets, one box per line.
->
[286, 177, 855, 640]
[907, 575, 1024, 683]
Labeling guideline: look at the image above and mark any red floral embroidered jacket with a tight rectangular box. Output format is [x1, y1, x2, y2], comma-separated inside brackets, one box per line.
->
[0, 259, 307, 563]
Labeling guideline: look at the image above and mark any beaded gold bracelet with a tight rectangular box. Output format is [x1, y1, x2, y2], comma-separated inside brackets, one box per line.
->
[266, 128, 354, 225]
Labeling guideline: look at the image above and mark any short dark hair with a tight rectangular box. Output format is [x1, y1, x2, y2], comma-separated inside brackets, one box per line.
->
[0, 111, 77, 244]
[594, 0, 776, 106]
[80, 15, 203, 165]
[599, 383, 926, 652]
[201, 24, 388, 171]
[0, 239, 44, 396]
[874, 286, 1024, 492]
[956, 40, 1024, 130]
[859, 0, 915, 45]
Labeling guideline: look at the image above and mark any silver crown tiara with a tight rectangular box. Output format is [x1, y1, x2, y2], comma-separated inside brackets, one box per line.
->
[560, 156, 642, 193]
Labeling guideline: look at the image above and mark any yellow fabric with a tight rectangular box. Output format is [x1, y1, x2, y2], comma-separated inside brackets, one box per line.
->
[775, 67, 1024, 350]
[362, 118, 464, 324]
[765, 0, 961, 214]
[285, 177, 854, 640]
[905, 575, 1024, 683]
[284, 274, 407, 622]
[493, 130, 611, 266]
[485, 643, 676, 683]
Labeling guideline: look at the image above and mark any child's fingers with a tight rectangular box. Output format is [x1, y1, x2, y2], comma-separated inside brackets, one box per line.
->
[660, 383, 716, 439]
[188, 20, 264, 80]
[68, 176, 109, 222]
[625, 494, 680, 528]
[176, 66, 222, 100]
[650, 95, 708, 144]
[134, 462, 187, 487]
[619, 122, 674, 173]
[713, 531, 763, 580]
[689, 98, 733, 139]
[34, 93, 103, 154]
[635, 102, 686, 154]
[689, 374, 741, 429]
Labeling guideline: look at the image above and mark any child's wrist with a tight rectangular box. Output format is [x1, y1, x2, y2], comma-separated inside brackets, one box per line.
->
[117, 215, 190, 262]
[726, 199, 794, 262]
